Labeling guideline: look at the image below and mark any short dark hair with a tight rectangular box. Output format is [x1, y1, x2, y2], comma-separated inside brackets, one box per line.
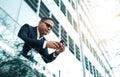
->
[41, 17, 54, 22]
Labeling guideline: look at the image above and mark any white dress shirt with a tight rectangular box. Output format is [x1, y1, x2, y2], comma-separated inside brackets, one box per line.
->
[37, 27, 46, 49]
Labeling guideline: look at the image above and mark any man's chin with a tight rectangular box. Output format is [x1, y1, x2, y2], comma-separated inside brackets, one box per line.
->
[44, 32, 49, 35]
[44, 31, 50, 35]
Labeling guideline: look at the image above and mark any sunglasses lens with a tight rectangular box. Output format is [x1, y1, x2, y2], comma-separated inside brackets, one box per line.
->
[42, 21, 52, 29]
[46, 24, 52, 29]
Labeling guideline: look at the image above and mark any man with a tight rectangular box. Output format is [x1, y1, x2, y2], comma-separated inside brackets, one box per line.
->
[18, 17, 65, 63]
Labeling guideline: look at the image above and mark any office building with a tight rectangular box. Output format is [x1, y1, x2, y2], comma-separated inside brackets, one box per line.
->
[0, 0, 114, 77]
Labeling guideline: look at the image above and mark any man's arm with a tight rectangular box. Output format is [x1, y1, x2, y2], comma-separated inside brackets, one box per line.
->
[18, 24, 44, 48]
[41, 52, 57, 63]
[42, 41, 65, 63]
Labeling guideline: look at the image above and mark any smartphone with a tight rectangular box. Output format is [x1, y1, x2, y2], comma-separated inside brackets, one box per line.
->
[60, 40, 64, 43]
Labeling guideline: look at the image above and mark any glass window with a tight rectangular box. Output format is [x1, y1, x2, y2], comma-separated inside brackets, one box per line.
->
[68, 0, 71, 3]
[24, 0, 38, 12]
[85, 56, 89, 70]
[75, 45, 80, 61]
[67, 11, 72, 25]
[71, 1, 75, 10]
[93, 66, 97, 77]
[85, 38, 89, 48]
[82, 33, 85, 43]
[54, 0, 59, 6]
[52, 15, 59, 37]
[77, 0, 80, 5]
[96, 70, 99, 77]
[69, 36, 74, 54]
[39, 1, 50, 18]
[61, 26, 67, 46]
[60, 1, 66, 16]
[73, 19, 78, 32]
[89, 61, 93, 74]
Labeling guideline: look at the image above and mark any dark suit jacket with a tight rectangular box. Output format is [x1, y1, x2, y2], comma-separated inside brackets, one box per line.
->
[18, 24, 56, 63]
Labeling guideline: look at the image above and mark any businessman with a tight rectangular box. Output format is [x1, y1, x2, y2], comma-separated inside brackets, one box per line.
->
[18, 17, 65, 63]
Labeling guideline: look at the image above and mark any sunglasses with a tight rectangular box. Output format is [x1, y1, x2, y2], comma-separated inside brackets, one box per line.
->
[42, 21, 53, 29]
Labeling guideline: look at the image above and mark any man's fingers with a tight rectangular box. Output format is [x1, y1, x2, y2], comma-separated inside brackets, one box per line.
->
[53, 42, 60, 48]
[46, 41, 65, 50]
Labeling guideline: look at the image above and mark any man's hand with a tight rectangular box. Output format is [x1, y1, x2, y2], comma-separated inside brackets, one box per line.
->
[55, 42, 65, 54]
[46, 41, 61, 49]
[46, 41, 65, 53]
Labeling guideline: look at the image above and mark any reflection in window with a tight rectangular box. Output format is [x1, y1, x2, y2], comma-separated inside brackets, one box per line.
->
[0, 8, 20, 49]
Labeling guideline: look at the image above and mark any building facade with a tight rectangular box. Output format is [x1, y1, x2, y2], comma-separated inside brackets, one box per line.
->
[0, 0, 114, 77]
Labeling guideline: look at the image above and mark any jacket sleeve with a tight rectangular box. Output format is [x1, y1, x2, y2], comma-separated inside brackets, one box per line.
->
[18, 24, 44, 49]
[41, 48, 57, 63]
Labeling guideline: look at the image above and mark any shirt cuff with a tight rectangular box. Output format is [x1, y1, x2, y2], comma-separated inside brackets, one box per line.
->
[53, 53, 57, 57]
[43, 40, 47, 48]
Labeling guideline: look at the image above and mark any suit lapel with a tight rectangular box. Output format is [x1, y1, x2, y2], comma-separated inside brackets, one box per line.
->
[32, 26, 37, 39]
